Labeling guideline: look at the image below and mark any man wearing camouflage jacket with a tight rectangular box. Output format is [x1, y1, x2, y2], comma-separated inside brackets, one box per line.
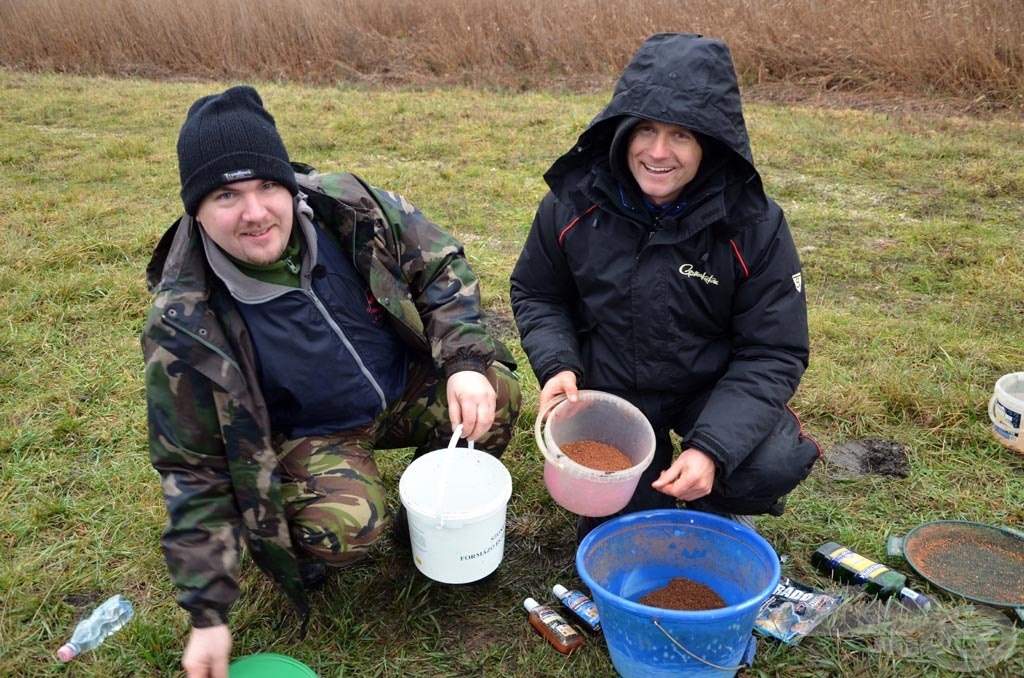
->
[142, 85, 520, 678]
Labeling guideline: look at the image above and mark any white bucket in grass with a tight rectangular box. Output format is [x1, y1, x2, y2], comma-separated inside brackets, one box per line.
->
[989, 372, 1024, 454]
[398, 446, 512, 584]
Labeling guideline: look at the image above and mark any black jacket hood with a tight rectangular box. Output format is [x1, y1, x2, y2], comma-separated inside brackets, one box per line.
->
[545, 33, 764, 225]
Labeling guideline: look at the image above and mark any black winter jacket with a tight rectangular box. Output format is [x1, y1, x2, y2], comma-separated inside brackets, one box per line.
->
[510, 33, 809, 475]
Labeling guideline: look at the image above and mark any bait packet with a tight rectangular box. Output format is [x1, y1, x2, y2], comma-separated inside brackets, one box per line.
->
[754, 576, 843, 645]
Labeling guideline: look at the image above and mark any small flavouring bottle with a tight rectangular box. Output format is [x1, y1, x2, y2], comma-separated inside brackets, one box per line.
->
[523, 597, 585, 654]
[552, 584, 601, 632]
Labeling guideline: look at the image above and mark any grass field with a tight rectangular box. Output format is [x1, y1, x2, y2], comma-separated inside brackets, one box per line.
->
[1, 68, 1023, 676]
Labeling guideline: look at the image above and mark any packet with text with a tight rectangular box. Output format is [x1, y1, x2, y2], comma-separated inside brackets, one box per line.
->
[755, 576, 843, 645]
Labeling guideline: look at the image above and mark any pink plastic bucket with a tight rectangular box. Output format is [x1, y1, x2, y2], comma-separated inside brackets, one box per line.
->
[534, 390, 656, 517]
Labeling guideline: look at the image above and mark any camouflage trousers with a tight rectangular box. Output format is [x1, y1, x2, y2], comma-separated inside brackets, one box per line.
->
[275, 359, 520, 566]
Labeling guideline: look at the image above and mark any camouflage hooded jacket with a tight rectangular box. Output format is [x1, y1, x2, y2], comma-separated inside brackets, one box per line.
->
[142, 164, 515, 628]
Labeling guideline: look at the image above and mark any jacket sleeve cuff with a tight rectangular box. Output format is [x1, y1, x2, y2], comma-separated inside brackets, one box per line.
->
[442, 352, 489, 378]
[683, 433, 735, 477]
[538, 351, 584, 386]
[190, 607, 229, 629]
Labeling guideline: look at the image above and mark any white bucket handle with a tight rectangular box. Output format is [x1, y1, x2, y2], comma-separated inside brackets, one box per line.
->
[989, 394, 1022, 435]
[533, 394, 568, 469]
[652, 618, 749, 672]
[435, 425, 474, 528]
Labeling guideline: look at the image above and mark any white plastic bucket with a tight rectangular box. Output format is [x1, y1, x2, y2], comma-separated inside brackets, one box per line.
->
[989, 372, 1024, 453]
[535, 390, 656, 517]
[398, 448, 512, 584]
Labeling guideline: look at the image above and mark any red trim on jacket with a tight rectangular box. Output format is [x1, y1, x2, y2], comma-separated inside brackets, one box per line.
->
[558, 204, 598, 248]
[787, 405, 823, 458]
[729, 239, 750, 278]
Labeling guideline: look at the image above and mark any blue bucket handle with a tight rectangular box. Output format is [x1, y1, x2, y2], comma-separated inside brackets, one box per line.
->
[652, 618, 755, 673]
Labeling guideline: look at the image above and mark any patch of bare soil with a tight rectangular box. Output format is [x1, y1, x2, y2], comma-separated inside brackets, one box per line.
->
[827, 438, 911, 479]
[483, 306, 517, 343]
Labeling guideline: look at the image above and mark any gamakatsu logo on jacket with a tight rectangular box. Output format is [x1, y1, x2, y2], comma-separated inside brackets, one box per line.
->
[678, 263, 719, 286]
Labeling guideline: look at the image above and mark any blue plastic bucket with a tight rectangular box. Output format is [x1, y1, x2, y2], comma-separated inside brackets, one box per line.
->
[577, 509, 780, 677]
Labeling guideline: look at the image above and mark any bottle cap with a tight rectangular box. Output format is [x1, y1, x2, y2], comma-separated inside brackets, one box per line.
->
[523, 597, 539, 613]
[552, 584, 569, 597]
[57, 643, 77, 662]
[898, 587, 933, 612]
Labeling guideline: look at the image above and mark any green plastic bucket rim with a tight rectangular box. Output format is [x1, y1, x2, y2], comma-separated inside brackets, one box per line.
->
[229, 653, 317, 678]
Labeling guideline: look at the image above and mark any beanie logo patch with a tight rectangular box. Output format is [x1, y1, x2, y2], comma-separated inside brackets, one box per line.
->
[221, 169, 257, 183]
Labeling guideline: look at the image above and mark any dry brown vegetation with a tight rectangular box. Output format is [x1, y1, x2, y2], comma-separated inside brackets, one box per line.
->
[1, 0, 1022, 106]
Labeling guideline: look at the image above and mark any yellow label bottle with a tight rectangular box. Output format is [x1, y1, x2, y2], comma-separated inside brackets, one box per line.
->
[811, 541, 931, 611]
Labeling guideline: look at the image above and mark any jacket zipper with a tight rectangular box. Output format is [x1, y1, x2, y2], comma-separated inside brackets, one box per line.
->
[305, 288, 388, 410]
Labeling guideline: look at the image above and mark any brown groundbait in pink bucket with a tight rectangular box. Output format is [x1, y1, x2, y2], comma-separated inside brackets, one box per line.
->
[534, 390, 656, 517]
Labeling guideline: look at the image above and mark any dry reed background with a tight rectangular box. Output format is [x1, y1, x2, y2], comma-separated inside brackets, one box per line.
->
[1, 0, 1022, 106]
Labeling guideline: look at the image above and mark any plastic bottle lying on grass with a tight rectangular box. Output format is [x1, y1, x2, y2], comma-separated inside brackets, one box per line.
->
[552, 583, 602, 633]
[812, 542, 932, 611]
[523, 597, 585, 654]
[57, 594, 134, 662]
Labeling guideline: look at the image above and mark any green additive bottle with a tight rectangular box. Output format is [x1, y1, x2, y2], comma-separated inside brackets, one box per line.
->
[811, 542, 931, 611]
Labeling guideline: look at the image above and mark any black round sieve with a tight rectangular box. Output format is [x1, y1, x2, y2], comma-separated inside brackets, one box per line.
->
[888, 520, 1024, 621]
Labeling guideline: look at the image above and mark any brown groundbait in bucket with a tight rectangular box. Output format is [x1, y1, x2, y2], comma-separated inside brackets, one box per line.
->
[639, 577, 727, 611]
[561, 440, 632, 472]
[903, 521, 1024, 607]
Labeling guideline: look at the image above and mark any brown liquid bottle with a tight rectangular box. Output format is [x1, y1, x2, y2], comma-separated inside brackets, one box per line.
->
[523, 597, 585, 654]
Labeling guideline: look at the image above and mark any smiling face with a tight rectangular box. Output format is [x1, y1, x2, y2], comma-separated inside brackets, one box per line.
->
[626, 120, 703, 206]
[195, 179, 294, 265]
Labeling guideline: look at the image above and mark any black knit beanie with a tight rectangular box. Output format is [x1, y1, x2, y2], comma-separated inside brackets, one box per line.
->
[177, 85, 299, 216]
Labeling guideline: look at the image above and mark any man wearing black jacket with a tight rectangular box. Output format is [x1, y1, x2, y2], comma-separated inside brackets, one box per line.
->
[510, 33, 820, 539]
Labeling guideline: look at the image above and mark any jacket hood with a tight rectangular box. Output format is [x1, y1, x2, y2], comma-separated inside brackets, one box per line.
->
[545, 33, 762, 217]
